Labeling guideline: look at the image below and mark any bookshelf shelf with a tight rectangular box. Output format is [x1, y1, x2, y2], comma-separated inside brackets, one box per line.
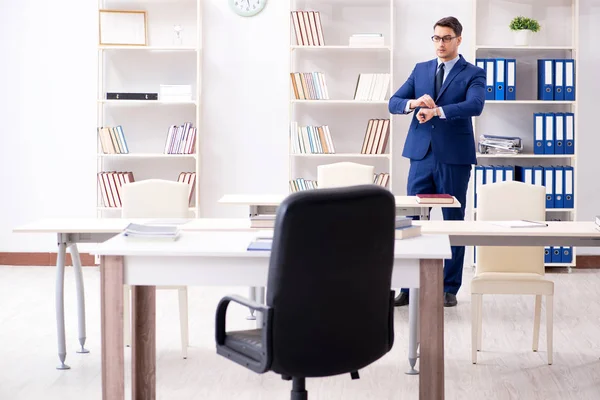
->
[291, 100, 389, 105]
[99, 45, 198, 51]
[476, 154, 575, 159]
[291, 45, 392, 51]
[98, 100, 198, 106]
[484, 100, 575, 105]
[97, 154, 197, 159]
[291, 153, 391, 158]
[96, 0, 202, 216]
[475, 45, 575, 50]
[289, 1, 394, 191]
[471, 0, 579, 269]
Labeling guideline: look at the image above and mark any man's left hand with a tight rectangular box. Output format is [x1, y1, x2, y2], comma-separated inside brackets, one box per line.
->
[417, 108, 435, 124]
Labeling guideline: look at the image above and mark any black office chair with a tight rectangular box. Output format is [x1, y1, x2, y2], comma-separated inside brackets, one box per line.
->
[215, 185, 396, 399]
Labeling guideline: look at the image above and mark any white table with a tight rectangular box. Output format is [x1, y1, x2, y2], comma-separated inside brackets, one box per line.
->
[219, 194, 461, 220]
[92, 230, 451, 400]
[12, 218, 258, 369]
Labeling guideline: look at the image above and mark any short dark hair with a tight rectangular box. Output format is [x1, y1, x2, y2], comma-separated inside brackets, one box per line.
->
[434, 17, 463, 37]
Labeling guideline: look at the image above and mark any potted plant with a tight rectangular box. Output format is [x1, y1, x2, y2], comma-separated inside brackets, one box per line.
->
[509, 16, 540, 46]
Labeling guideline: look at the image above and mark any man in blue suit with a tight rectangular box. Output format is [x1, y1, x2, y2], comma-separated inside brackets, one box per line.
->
[389, 16, 485, 307]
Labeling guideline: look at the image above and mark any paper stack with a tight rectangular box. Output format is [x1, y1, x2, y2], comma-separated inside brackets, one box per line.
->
[349, 33, 384, 47]
[123, 223, 180, 241]
[478, 134, 523, 155]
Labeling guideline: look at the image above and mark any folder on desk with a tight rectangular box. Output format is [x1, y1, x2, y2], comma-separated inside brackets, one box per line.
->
[554, 113, 565, 154]
[544, 113, 555, 154]
[565, 59, 575, 100]
[505, 59, 516, 100]
[538, 59, 554, 101]
[554, 59, 565, 101]
[562, 246, 573, 263]
[534, 113, 545, 154]
[494, 58, 505, 100]
[544, 166, 554, 208]
[554, 166, 564, 208]
[564, 165, 574, 208]
[485, 166, 494, 186]
[485, 59, 495, 100]
[503, 165, 515, 181]
[565, 112, 575, 154]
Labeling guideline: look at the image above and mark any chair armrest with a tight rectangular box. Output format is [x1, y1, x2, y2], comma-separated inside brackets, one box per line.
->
[215, 294, 272, 345]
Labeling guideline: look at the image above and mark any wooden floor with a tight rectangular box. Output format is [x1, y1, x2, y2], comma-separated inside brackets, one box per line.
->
[1, 265, 600, 400]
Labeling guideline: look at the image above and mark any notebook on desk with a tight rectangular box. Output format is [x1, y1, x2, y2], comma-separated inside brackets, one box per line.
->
[415, 194, 454, 204]
[247, 239, 272, 251]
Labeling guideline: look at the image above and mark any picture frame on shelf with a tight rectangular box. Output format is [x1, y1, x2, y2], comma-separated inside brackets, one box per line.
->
[99, 10, 148, 46]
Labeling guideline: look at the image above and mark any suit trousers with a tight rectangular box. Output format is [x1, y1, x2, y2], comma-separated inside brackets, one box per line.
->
[404, 145, 471, 295]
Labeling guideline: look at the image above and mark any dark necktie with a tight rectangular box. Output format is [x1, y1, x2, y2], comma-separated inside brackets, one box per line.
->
[435, 63, 445, 98]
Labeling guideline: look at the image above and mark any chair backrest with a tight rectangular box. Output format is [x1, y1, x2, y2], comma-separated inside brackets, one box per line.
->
[317, 162, 375, 188]
[266, 185, 396, 377]
[120, 179, 190, 218]
[477, 180, 546, 275]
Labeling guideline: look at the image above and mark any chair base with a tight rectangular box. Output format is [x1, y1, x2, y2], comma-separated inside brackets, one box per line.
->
[291, 377, 307, 400]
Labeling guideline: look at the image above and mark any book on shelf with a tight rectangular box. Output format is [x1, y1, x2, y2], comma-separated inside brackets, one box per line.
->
[159, 85, 192, 102]
[354, 73, 390, 101]
[360, 119, 390, 154]
[415, 194, 454, 204]
[290, 121, 335, 154]
[291, 11, 324, 46]
[374, 173, 389, 188]
[177, 172, 196, 205]
[164, 122, 196, 154]
[98, 171, 135, 208]
[290, 178, 318, 192]
[290, 72, 329, 100]
[98, 126, 129, 154]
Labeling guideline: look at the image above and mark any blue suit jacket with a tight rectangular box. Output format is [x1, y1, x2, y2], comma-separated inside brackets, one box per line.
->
[389, 54, 486, 165]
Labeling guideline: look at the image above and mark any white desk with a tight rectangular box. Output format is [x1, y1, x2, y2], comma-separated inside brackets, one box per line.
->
[12, 217, 258, 369]
[219, 194, 461, 220]
[91, 230, 451, 400]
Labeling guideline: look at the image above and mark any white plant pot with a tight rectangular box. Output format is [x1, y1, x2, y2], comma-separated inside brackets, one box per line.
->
[513, 29, 532, 46]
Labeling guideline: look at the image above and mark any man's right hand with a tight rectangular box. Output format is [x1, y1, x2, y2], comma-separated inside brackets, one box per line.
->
[410, 94, 436, 109]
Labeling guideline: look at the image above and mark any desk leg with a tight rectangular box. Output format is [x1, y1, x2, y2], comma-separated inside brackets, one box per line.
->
[101, 256, 124, 400]
[132, 286, 156, 400]
[406, 288, 420, 375]
[69, 244, 89, 354]
[55, 242, 69, 370]
[419, 259, 444, 400]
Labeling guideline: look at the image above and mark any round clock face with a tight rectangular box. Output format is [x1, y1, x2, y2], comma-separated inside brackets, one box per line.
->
[229, 0, 267, 17]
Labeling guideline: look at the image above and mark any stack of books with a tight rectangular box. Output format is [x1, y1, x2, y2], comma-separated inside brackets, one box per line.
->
[395, 217, 421, 240]
[123, 223, 180, 241]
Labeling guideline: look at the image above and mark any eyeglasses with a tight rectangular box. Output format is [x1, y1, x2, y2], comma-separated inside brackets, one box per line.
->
[431, 35, 457, 43]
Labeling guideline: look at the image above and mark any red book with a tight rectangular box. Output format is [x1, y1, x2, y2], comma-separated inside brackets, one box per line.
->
[415, 194, 454, 204]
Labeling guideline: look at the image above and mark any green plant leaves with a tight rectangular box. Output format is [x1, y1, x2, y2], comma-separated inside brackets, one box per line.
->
[509, 16, 541, 32]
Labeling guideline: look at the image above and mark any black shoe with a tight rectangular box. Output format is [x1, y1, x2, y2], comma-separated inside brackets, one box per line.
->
[444, 292, 457, 307]
[394, 292, 409, 307]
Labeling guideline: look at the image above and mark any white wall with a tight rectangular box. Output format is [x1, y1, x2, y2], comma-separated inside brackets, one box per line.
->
[1, 0, 599, 253]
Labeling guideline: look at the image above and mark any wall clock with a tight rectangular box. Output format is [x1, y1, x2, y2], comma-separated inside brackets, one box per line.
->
[229, 0, 267, 17]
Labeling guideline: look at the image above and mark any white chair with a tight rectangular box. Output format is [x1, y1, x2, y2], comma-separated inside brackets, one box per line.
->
[317, 162, 375, 188]
[121, 178, 191, 359]
[472, 180, 553, 365]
